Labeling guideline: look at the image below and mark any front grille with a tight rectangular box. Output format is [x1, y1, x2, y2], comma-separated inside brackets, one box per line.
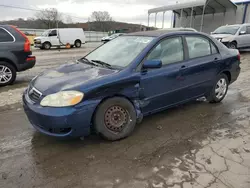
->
[28, 87, 42, 103]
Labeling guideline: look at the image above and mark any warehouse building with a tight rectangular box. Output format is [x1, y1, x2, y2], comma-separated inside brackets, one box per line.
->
[148, 0, 250, 33]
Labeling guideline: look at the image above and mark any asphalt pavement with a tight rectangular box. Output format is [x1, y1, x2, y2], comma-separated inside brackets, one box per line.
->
[0, 48, 250, 188]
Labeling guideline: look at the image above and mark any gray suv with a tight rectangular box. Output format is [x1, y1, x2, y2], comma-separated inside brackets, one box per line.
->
[0, 25, 36, 86]
[211, 24, 250, 49]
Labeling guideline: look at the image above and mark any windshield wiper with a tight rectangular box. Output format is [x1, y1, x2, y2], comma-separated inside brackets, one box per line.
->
[91, 60, 114, 69]
[78, 57, 97, 66]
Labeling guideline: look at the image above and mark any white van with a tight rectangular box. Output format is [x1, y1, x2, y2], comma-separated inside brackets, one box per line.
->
[34, 28, 86, 49]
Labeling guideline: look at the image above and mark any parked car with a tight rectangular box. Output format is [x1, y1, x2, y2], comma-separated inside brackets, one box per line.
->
[0, 25, 36, 86]
[160, 27, 197, 32]
[101, 33, 123, 43]
[23, 30, 241, 141]
[211, 24, 250, 49]
[34, 28, 86, 50]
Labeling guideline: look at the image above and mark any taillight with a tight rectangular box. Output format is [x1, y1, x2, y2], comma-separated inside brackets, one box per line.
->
[237, 53, 241, 61]
[24, 39, 31, 52]
[10, 25, 31, 52]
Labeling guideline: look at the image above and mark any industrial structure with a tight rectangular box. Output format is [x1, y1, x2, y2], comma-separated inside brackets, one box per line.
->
[148, 0, 250, 33]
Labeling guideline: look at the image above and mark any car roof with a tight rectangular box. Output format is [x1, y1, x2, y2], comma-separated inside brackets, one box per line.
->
[125, 29, 197, 37]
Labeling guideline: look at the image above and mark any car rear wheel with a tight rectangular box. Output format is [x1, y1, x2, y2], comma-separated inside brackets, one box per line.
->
[43, 42, 51, 50]
[93, 97, 137, 141]
[0, 62, 16, 86]
[206, 74, 229, 103]
[75, 40, 81, 48]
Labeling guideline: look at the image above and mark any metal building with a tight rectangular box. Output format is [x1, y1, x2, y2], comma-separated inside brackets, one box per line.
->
[148, 0, 250, 33]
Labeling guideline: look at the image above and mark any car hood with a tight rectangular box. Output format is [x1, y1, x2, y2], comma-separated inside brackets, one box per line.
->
[211, 34, 233, 39]
[34, 36, 47, 40]
[31, 62, 118, 94]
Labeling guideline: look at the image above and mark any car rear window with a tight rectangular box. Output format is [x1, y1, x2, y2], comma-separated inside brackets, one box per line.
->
[0, 28, 14, 42]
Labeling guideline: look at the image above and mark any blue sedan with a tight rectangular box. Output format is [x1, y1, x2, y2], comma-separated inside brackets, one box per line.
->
[23, 30, 241, 140]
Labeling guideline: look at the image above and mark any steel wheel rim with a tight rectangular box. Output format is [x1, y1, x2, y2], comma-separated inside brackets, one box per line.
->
[230, 44, 236, 49]
[45, 43, 50, 49]
[0, 65, 12, 83]
[76, 42, 80, 47]
[215, 78, 227, 99]
[104, 106, 129, 133]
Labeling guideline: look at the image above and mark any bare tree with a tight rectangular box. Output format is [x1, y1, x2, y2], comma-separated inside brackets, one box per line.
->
[35, 8, 63, 29]
[90, 11, 113, 32]
[65, 15, 73, 24]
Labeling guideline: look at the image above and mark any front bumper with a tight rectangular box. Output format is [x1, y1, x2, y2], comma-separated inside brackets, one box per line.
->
[22, 91, 99, 138]
[34, 43, 42, 48]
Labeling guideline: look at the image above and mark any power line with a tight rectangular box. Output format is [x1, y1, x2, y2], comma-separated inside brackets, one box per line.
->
[0, 4, 39, 12]
[0, 4, 86, 21]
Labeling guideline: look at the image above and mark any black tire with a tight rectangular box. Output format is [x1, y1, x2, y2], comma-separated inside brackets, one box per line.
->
[75, 40, 81, 48]
[43, 42, 51, 50]
[0, 61, 16, 86]
[93, 97, 137, 141]
[229, 42, 237, 49]
[206, 74, 229, 103]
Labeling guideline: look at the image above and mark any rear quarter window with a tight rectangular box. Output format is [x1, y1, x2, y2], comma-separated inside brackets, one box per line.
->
[0, 28, 14, 42]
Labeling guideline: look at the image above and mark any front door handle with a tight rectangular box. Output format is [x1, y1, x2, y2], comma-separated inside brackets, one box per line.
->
[180, 65, 187, 69]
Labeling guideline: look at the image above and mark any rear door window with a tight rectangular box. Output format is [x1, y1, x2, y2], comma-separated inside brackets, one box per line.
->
[186, 36, 212, 58]
[0, 28, 14, 42]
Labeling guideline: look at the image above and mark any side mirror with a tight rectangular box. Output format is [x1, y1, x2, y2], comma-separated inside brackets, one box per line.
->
[142, 60, 162, 69]
[211, 32, 214, 35]
[240, 31, 246, 35]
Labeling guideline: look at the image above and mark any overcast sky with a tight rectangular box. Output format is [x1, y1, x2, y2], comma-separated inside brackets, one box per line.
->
[0, 0, 247, 27]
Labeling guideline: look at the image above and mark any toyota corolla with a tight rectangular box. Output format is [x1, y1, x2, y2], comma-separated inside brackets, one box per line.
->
[23, 30, 241, 141]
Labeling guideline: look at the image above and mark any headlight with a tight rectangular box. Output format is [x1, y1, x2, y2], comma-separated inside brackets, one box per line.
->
[40, 91, 84, 107]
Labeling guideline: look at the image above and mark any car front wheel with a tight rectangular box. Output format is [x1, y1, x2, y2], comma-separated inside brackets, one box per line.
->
[0, 62, 16, 86]
[229, 42, 237, 49]
[93, 97, 137, 141]
[43, 42, 51, 50]
[206, 74, 229, 103]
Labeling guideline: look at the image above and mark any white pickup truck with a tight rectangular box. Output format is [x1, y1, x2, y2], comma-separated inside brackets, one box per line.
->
[34, 28, 86, 49]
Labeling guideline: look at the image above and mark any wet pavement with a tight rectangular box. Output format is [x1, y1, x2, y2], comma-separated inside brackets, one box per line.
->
[1, 53, 250, 188]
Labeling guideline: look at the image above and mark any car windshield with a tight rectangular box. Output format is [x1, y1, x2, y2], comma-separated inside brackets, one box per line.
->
[41, 30, 50, 36]
[213, 26, 240, 35]
[85, 36, 154, 68]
